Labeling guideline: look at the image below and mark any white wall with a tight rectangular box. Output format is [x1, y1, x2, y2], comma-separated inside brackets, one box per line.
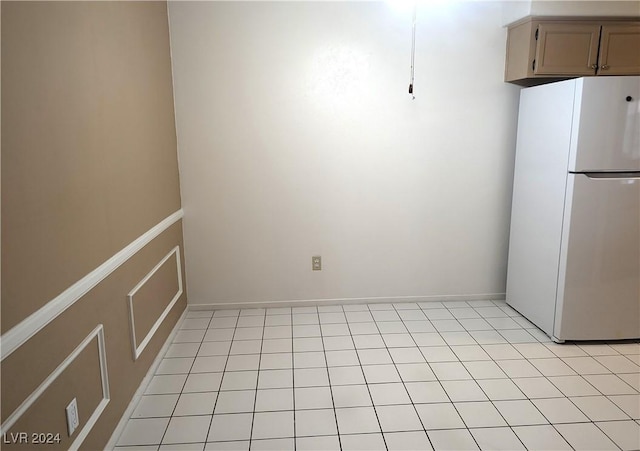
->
[169, 1, 524, 306]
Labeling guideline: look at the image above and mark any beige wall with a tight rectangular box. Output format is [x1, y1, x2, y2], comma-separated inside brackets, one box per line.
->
[170, 1, 523, 307]
[503, 0, 640, 21]
[530, 0, 640, 16]
[1, 2, 185, 449]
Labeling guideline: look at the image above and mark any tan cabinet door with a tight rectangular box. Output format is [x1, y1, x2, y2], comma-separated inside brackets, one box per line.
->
[598, 24, 640, 75]
[534, 23, 600, 75]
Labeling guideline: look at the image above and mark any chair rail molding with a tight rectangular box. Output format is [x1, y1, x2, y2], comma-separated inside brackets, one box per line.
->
[0, 209, 184, 361]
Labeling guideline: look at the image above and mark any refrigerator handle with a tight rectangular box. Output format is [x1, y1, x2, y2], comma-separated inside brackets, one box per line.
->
[581, 172, 640, 180]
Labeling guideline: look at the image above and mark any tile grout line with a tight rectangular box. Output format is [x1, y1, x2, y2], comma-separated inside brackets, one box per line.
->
[158, 311, 216, 447]
[438, 301, 530, 450]
[387, 303, 441, 450]
[447, 301, 589, 450]
[423, 301, 492, 449]
[345, 304, 389, 450]
[410, 301, 567, 448]
[454, 302, 569, 449]
[444, 302, 631, 450]
[202, 311, 236, 446]
[477, 311, 634, 450]
[247, 310, 268, 449]
[395, 302, 483, 450]
[318, 306, 344, 451]
[291, 306, 297, 451]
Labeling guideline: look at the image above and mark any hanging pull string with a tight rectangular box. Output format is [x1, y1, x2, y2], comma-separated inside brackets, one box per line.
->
[408, 3, 417, 99]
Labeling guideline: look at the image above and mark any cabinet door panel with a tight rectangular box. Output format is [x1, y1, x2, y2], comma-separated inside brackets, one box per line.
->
[535, 23, 600, 75]
[599, 24, 640, 75]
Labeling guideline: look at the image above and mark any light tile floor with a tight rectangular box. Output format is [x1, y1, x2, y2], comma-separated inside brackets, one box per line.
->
[115, 301, 640, 451]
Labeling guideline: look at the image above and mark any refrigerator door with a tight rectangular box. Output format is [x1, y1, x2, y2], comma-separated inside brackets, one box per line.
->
[555, 173, 640, 340]
[506, 79, 576, 337]
[569, 76, 640, 172]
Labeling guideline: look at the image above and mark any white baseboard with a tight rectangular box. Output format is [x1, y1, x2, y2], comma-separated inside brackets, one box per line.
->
[105, 307, 187, 451]
[188, 293, 506, 311]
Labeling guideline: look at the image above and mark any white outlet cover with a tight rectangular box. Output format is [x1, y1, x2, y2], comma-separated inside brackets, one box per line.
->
[65, 398, 80, 436]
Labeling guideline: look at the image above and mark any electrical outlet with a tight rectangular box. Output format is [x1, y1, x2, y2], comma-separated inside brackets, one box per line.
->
[312, 256, 322, 271]
[66, 398, 80, 436]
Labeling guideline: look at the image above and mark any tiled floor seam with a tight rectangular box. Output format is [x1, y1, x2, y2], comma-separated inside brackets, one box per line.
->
[457, 302, 541, 451]
[346, 305, 389, 450]
[159, 311, 215, 446]
[318, 306, 343, 451]
[378, 303, 439, 449]
[202, 313, 233, 447]
[248, 311, 267, 450]
[393, 302, 489, 451]
[290, 307, 297, 451]
[389, 303, 450, 449]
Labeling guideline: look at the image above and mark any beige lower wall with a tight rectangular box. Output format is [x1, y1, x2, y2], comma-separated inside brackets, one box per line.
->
[4, 337, 104, 451]
[1, 221, 186, 450]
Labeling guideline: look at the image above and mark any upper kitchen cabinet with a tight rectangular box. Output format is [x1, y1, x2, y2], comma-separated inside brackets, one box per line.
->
[505, 17, 640, 85]
[599, 23, 640, 75]
[534, 23, 600, 76]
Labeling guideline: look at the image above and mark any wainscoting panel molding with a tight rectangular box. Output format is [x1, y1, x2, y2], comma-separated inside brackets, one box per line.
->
[128, 246, 183, 360]
[0, 324, 110, 450]
[0, 210, 184, 361]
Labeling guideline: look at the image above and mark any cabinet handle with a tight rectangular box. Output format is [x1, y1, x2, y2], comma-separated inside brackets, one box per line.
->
[601, 64, 610, 70]
[589, 64, 598, 69]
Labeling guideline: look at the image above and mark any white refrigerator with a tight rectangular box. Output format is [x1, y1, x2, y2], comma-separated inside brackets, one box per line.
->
[506, 76, 640, 342]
